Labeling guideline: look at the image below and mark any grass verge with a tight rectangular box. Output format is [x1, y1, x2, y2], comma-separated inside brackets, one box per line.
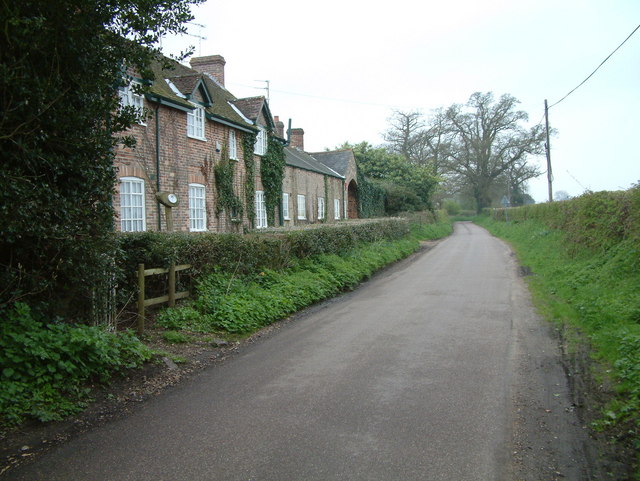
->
[475, 216, 640, 478]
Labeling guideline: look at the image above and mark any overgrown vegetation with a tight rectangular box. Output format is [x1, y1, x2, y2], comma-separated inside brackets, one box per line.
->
[242, 132, 257, 227]
[261, 137, 286, 226]
[478, 187, 640, 477]
[213, 149, 243, 219]
[0, 303, 151, 425]
[341, 141, 438, 214]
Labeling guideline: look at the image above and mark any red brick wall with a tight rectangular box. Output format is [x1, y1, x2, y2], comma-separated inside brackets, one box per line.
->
[281, 166, 343, 227]
[113, 101, 254, 233]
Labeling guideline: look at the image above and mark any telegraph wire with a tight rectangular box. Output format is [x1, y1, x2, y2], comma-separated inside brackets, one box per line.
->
[549, 23, 640, 109]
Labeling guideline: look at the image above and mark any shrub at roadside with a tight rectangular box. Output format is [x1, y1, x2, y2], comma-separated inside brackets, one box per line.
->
[0, 303, 151, 425]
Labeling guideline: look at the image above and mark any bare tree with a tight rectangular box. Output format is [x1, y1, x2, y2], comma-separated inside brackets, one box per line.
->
[383, 110, 424, 162]
[443, 92, 546, 212]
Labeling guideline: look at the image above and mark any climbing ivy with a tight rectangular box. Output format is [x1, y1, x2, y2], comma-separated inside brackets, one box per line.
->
[242, 132, 257, 227]
[213, 146, 243, 219]
[260, 136, 285, 226]
[357, 169, 386, 218]
[323, 175, 330, 222]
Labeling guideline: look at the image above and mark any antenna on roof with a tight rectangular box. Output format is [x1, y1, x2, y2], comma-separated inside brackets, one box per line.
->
[185, 22, 207, 56]
[254, 80, 270, 101]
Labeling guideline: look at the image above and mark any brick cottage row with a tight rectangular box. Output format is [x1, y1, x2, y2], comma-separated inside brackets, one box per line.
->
[115, 54, 359, 233]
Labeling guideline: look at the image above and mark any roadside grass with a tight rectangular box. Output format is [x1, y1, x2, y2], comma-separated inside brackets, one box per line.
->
[156, 217, 452, 335]
[475, 216, 640, 474]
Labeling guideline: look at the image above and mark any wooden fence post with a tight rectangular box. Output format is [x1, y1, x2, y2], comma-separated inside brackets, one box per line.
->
[137, 263, 145, 337]
[168, 263, 176, 307]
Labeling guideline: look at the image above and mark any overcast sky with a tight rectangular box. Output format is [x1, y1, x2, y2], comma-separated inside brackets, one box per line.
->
[161, 0, 639, 203]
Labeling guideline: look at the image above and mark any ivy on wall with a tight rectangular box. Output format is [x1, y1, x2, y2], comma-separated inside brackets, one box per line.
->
[260, 136, 285, 226]
[213, 145, 243, 219]
[242, 132, 257, 227]
[323, 175, 329, 222]
[357, 169, 386, 218]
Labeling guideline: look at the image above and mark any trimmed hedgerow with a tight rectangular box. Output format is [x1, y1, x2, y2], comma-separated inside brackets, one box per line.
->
[116, 219, 412, 301]
[156, 237, 421, 334]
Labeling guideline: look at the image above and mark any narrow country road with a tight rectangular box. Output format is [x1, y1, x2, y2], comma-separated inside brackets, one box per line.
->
[4, 222, 593, 481]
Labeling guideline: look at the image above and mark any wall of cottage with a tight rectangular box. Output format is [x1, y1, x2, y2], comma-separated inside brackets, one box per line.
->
[281, 167, 344, 226]
[113, 101, 257, 233]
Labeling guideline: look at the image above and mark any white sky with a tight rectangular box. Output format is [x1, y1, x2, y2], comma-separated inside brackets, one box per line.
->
[161, 0, 640, 203]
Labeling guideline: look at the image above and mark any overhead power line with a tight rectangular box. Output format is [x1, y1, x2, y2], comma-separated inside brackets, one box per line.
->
[549, 23, 640, 109]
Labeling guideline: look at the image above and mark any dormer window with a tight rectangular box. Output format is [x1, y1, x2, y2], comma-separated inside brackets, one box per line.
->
[187, 103, 206, 140]
[254, 127, 267, 156]
[119, 80, 146, 125]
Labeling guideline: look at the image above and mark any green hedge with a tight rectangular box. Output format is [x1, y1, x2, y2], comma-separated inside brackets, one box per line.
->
[116, 219, 411, 302]
[490, 187, 640, 253]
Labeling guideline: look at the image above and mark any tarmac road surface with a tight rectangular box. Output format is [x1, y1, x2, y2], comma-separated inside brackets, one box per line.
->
[4, 222, 592, 480]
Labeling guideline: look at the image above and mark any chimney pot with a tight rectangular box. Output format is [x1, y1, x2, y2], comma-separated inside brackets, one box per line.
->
[273, 116, 285, 138]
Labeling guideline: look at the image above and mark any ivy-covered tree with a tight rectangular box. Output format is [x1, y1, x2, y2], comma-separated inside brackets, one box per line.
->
[0, 0, 202, 319]
[345, 141, 438, 214]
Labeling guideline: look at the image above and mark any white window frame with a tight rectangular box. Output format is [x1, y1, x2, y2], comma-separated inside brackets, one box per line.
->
[254, 127, 267, 156]
[189, 183, 207, 232]
[282, 192, 290, 220]
[317, 197, 325, 220]
[334, 198, 341, 220]
[255, 190, 267, 229]
[297, 194, 306, 220]
[120, 177, 146, 232]
[229, 130, 238, 160]
[187, 103, 206, 140]
[119, 81, 146, 125]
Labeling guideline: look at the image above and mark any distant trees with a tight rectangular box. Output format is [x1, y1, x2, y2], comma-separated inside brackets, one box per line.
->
[0, 0, 202, 319]
[382, 92, 546, 212]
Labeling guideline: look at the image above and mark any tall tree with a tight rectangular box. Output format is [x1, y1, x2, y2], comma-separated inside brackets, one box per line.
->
[442, 92, 545, 212]
[383, 110, 424, 163]
[0, 0, 202, 318]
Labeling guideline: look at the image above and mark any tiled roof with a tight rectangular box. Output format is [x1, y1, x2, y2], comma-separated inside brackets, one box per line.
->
[144, 57, 257, 133]
[168, 75, 201, 97]
[285, 147, 344, 179]
[310, 149, 354, 177]
[231, 97, 265, 122]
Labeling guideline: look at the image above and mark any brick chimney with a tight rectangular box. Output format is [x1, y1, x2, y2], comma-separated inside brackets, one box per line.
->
[289, 128, 304, 151]
[273, 116, 285, 138]
[190, 55, 226, 86]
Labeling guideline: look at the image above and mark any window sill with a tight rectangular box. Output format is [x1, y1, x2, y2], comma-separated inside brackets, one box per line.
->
[188, 135, 207, 142]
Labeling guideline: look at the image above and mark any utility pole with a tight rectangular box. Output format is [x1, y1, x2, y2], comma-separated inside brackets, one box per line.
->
[544, 99, 553, 202]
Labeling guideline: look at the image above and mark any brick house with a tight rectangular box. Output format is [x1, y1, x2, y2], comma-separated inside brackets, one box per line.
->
[311, 149, 359, 219]
[114, 53, 358, 232]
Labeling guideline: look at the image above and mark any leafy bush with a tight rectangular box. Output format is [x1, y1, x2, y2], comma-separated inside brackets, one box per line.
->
[0, 303, 151, 424]
[162, 330, 190, 344]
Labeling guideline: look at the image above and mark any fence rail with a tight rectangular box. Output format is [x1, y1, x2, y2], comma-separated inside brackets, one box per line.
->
[137, 263, 191, 336]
